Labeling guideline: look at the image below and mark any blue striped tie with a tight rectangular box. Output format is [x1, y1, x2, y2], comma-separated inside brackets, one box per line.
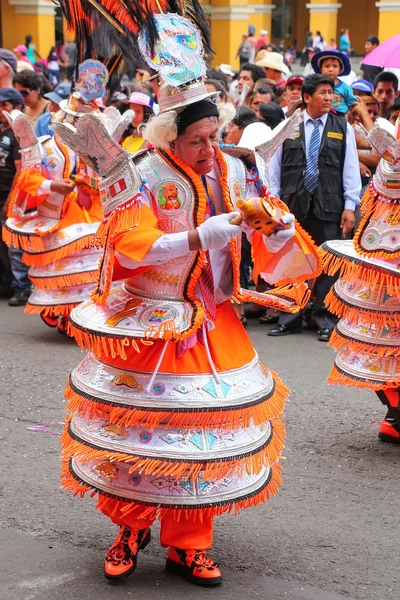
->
[304, 119, 322, 194]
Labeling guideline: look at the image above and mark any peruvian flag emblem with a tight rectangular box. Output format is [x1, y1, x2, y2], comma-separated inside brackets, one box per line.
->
[109, 178, 127, 197]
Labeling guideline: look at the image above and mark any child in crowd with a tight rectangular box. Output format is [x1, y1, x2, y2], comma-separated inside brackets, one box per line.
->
[0, 88, 31, 305]
[311, 50, 357, 116]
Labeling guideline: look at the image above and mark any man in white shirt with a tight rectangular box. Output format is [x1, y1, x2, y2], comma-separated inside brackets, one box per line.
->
[268, 74, 361, 341]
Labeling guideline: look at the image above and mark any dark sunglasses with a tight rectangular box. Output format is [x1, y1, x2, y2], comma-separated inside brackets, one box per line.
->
[19, 89, 31, 97]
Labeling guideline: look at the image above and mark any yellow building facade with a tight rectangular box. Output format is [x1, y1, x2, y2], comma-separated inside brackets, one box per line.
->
[0, 0, 398, 69]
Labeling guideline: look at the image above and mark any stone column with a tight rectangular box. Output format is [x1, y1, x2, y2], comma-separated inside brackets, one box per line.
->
[247, 0, 276, 40]
[209, 0, 251, 69]
[3, 0, 56, 58]
[375, 1, 400, 41]
[306, 1, 342, 42]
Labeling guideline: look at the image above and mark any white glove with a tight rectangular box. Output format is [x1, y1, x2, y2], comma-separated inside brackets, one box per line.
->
[197, 213, 241, 250]
[263, 213, 295, 253]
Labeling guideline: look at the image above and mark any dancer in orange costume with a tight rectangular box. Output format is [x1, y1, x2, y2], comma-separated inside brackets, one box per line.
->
[55, 1, 322, 587]
[2, 61, 114, 333]
[323, 116, 400, 444]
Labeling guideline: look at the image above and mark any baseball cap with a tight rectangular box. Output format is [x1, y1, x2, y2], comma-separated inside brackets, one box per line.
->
[44, 82, 72, 104]
[0, 48, 18, 72]
[285, 75, 304, 87]
[126, 92, 154, 108]
[351, 79, 374, 93]
[0, 87, 25, 106]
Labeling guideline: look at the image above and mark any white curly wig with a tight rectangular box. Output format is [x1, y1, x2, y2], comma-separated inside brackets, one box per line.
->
[143, 102, 236, 149]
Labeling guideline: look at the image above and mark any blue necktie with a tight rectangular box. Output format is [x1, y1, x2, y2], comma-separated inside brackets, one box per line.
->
[304, 119, 322, 194]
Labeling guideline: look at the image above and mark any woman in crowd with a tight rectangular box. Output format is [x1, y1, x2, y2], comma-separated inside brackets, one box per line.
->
[14, 70, 50, 125]
[24, 35, 41, 64]
[121, 91, 155, 153]
[47, 46, 64, 85]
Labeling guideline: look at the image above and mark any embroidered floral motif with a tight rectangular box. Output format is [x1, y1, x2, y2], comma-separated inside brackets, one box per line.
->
[142, 270, 180, 286]
[139, 430, 153, 444]
[151, 382, 166, 396]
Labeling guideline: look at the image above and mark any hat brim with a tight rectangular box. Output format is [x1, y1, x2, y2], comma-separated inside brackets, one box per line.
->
[58, 98, 100, 117]
[255, 60, 290, 75]
[311, 51, 351, 76]
[160, 90, 218, 113]
[44, 92, 63, 104]
[285, 76, 304, 87]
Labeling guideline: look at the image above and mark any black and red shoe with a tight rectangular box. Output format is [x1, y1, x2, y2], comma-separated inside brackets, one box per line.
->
[379, 419, 400, 444]
[104, 526, 151, 581]
[166, 547, 223, 586]
[40, 313, 58, 328]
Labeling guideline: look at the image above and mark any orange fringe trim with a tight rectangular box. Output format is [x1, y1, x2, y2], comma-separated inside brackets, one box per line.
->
[29, 269, 97, 290]
[329, 328, 400, 358]
[60, 416, 285, 482]
[25, 302, 79, 318]
[325, 288, 400, 328]
[20, 236, 96, 268]
[64, 369, 289, 430]
[327, 363, 399, 391]
[323, 247, 400, 298]
[60, 459, 283, 520]
[94, 196, 141, 246]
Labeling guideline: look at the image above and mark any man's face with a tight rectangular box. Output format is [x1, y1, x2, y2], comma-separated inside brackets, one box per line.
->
[238, 70, 254, 94]
[364, 40, 377, 54]
[0, 61, 10, 80]
[250, 91, 271, 111]
[320, 58, 341, 80]
[362, 97, 379, 122]
[49, 100, 60, 114]
[0, 100, 17, 124]
[266, 68, 282, 82]
[285, 83, 302, 108]
[389, 109, 400, 126]
[304, 84, 333, 116]
[172, 117, 219, 175]
[374, 82, 399, 111]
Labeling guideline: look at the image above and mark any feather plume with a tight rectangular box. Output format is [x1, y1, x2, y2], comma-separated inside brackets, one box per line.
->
[56, 0, 213, 72]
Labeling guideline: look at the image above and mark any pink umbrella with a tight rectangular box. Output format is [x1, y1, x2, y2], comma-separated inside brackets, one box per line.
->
[363, 34, 400, 68]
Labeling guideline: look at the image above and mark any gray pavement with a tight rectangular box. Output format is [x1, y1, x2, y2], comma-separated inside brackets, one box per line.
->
[0, 303, 398, 600]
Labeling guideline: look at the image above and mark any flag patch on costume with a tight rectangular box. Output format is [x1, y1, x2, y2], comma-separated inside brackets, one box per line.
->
[387, 180, 400, 190]
[327, 132, 343, 140]
[109, 179, 127, 197]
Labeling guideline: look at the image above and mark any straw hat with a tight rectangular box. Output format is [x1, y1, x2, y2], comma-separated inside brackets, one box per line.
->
[256, 52, 290, 75]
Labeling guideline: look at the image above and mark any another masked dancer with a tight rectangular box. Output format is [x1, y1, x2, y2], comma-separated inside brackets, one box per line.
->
[2, 61, 113, 333]
[55, 3, 322, 587]
[323, 116, 400, 444]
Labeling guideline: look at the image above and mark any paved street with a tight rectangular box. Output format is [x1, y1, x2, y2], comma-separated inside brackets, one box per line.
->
[0, 303, 398, 600]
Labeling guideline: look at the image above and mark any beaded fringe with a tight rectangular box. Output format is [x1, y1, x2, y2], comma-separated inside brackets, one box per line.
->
[60, 417, 285, 482]
[60, 459, 283, 521]
[64, 369, 288, 430]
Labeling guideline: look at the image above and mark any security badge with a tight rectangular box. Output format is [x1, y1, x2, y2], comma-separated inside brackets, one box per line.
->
[327, 132, 344, 140]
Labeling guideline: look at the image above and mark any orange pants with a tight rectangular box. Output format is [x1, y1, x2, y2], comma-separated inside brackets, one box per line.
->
[100, 503, 214, 549]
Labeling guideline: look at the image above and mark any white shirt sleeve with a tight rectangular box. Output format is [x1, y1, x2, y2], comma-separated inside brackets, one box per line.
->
[343, 123, 362, 211]
[116, 231, 190, 269]
[37, 179, 52, 195]
[268, 144, 283, 197]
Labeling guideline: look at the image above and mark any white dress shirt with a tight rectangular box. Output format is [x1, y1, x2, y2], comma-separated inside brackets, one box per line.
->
[268, 110, 361, 212]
